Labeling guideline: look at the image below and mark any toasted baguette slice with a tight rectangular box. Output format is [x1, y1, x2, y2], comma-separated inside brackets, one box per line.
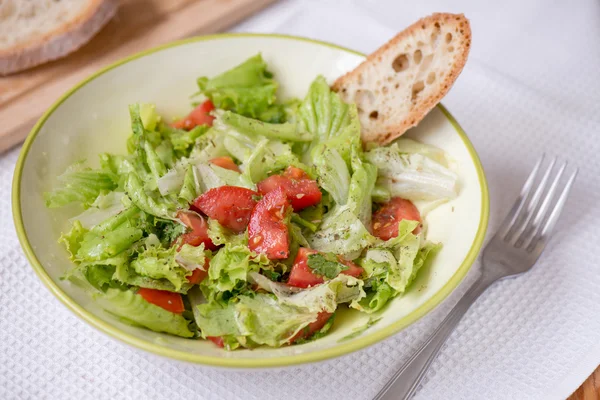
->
[0, 0, 118, 75]
[332, 13, 471, 145]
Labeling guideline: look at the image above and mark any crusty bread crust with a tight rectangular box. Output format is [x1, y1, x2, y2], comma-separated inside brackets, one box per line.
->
[332, 13, 471, 145]
[0, 0, 118, 75]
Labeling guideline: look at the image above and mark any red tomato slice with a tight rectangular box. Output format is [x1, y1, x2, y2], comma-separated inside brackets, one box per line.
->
[194, 186, 259, 233]
[283, 166, 309, 180]
[138, 288, 185, 314]
[339, 258, 365, 278]
[209, 156, 240, 172]
[287, 248, 320, 288]
[372, 197, 421, 240]
[207, 336, 224, 347]
[287, 248, 364, 288]
[171, 100, 215, 130]
[248, 187, 290, 259]
[186, 259, 210, 285]
[176, 211, 217, 251]
[257, 167, 321, 211]
[288, 311, 333, 344]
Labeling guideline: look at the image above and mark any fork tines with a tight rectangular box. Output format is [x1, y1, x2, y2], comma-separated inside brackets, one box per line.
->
[501, 154, 578, 253]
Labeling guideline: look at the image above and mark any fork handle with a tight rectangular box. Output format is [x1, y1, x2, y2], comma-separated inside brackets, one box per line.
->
[373, 273, 498, 400]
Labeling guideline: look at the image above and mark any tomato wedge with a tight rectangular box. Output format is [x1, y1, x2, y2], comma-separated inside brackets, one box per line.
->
[372, 197, 421, 240]
[209, 156, 240, 172]
[171, 100, 215, 130]
[257, 166, 321, 211]
[248, 187, 290, 259]
[207, 336, 224, 347]
[176, 211, 217, 251]
[287, 248, 363, 288]
[138, 288, 185, 314]
[186, 259, 210, 285]
[288, 311, 333, 344]
[194, 186, 259, 233]
[283, 166, 309, 180]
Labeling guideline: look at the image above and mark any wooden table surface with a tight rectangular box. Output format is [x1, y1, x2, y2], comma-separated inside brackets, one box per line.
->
[569, 366, 600, 399]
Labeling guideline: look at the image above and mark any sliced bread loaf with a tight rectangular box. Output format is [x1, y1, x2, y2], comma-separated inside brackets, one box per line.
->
[0, 0, 118, 75]
[332, 13, 471, 144]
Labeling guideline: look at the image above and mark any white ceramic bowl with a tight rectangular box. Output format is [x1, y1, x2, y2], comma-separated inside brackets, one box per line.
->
[12, 34, 489, 368]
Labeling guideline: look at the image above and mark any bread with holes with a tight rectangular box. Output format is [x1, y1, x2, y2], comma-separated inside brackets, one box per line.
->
[332, 13, 471, 145]
[0, 0, 118, 75]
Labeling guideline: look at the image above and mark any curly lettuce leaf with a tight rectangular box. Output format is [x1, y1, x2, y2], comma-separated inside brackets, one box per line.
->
[299, 76, 361, 166]
[392, 137, 452, 167]
[178, 166, 200, 203]
[308, 205, 376, 260]
[355, 220, 441, 313]
[96, 289, 193, 337]
[347, 152, 377, 229]
[207, 218, 245, 246]
[125, 172, 176, 219]
[216, 110, 313, 142]
[44, 161, 118, 208]
[175, 243, 207, 272]
[200, 242, 269, 303]
[59, 220, 88, 261]
[313, 147, 349, 206]
[83, 265, 127, 292]
[306, 253, 348, 279]
[365, 144, 459, 201]
[250, 272, 365, 313]
[68, 192, 128, 229]
[195, 293, 323, 347]
[197, 54, 278, 119]
[129, 240, 191, 291]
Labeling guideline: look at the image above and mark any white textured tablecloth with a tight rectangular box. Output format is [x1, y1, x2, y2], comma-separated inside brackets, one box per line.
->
[2, 1, 600, 399]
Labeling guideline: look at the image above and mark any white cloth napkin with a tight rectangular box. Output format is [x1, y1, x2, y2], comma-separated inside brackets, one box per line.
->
[2, 1, 599, 399]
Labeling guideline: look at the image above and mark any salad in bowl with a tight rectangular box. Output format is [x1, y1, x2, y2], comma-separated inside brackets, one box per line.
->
[44, 54, 460, 350]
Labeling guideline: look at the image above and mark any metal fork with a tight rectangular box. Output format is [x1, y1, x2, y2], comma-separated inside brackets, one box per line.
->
[374, 155, 578, 400]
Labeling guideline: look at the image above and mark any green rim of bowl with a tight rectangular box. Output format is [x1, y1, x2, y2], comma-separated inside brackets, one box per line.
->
[12, 33, 489, 368]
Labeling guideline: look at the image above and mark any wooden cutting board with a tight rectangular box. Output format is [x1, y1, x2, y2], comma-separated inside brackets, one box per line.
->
[569, 366, 600, 400]
[0, 0, 277, 153]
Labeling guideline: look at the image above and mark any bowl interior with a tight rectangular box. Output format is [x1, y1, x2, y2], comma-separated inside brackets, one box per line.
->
[14, 34, 488, 367]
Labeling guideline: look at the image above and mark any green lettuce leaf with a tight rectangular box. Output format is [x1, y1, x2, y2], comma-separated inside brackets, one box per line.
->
[73, 207, 145, 262]
[313, 147, 349, 205]
[124, 172, 176, 219]
[175, 243, 208, 272]
[197, 54, 278, 119]
[178, 166, 200, 203]
[68, 192, 128, 229]
[59, 220, 88, 261]
[163, 124, 210, 157]
[96, 288, 193, 337]
[129, 240, 191, 291]
[299, 76, 361, 165]
[76, 226, 143, 262]
[308, 205, 376, 260]
[306, 253, 348, 279]
[249, 272, 365, 313]
[188, 128, 229, 162]
[365, 144, 459, 201]
[195, 163, 249, 191]
[347, 150, 377, 228]
[44, 162, 118, 208]
[84, 265, 127, 292]
[201, 242, 269, 303]
[354, 220, 441, 313]
[217, 110, 313, 142]
[207, 218, 245, 246]
[195, 293, 323, 347]
[392, 137, 452, 167]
